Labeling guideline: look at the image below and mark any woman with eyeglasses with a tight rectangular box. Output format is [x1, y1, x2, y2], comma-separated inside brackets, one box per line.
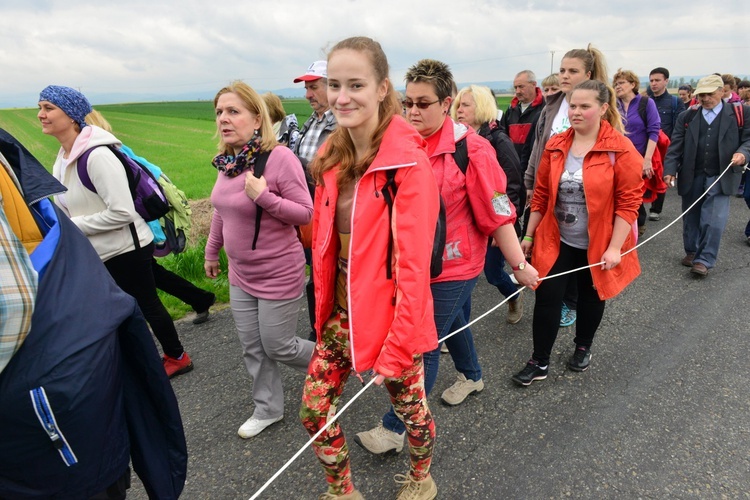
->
[512, 80, 642, 386]
[525, 44, 609, 329]
[613, 69, 663, 237]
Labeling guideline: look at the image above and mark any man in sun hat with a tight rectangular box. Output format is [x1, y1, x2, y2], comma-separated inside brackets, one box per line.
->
[663, 74, 750, 277]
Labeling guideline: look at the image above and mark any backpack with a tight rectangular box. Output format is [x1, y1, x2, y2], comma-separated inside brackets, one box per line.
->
[153, 173, 192, 256]
[382, 138, 470, 280]
[78, 145, 169, 223]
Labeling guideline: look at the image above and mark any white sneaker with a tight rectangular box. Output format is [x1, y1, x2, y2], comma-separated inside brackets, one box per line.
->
[353, 422, 405, 454]
[440, 374, 484, 406]
[237, 415, 283, 439]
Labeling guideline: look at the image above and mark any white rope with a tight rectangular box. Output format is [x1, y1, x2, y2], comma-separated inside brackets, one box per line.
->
[248, 161, 738, 499]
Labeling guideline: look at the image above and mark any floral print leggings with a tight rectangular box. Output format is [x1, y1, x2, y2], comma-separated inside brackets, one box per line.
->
[299, 308, 435, 495]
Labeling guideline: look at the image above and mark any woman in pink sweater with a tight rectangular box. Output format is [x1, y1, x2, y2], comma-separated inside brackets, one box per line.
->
[205, 81, 314, 439]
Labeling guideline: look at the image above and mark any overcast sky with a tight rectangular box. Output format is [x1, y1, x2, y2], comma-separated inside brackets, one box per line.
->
[2, 0, 749, 107]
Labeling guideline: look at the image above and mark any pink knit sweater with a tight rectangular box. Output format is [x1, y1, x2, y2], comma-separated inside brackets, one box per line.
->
[206, 146, 313, 299]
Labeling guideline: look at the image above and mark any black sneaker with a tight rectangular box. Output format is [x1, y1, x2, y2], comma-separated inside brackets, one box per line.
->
[512, 360, 548, 386]
[567, 346, 591, 372]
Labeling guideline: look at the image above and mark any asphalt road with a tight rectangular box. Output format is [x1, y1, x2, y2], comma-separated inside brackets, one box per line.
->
[130, 192, 750, 499]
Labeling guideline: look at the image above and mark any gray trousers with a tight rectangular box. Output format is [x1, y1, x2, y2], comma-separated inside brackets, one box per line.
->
[230, 286, 314, 420]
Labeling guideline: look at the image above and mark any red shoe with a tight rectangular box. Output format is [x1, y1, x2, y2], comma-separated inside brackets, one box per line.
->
[163, 352, 193, 378]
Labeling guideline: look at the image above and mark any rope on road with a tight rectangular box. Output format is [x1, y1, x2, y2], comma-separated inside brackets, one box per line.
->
[249, 161, 739, 499]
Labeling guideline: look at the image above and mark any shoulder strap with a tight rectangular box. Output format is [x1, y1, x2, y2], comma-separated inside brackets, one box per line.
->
[452, 138, 469, 174]
[638, 96, 649, 125]
[77, 147, 99, 193]
[251, 151, 272, 251]
[382, 169, 398, 280]
[732, 102, 744, 128]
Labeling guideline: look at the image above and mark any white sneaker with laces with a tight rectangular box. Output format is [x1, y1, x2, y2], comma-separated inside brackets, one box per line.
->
[237, 415, 283, 439]
[353, 422, 405, 454]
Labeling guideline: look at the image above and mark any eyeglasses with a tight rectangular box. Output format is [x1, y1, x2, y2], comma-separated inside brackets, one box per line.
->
[614, 81, 630, 87]
[402, 99, 440, 110]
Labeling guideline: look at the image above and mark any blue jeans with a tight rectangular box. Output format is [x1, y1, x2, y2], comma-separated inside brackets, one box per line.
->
[682, 174, 730, 268]
[382, 277, 480, 434]
[483, 244, 517, 299]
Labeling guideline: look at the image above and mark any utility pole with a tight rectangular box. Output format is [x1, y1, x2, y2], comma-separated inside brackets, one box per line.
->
[550, 51, 555, 74]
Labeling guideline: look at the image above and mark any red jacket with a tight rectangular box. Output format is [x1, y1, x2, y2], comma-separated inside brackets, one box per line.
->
[428, 118, 516, 283]
[312, 116, 440, 377]
[531, 121, 642, 300]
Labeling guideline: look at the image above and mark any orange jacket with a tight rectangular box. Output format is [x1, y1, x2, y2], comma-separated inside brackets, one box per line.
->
[311, 116, 440, 377]
[531, 121, 642, 300]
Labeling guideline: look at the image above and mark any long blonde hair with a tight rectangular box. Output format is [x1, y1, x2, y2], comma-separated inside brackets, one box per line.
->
[310, 36, 401, 186]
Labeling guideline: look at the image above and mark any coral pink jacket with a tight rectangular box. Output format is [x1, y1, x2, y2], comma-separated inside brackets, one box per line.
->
[312, 116, 439, 377]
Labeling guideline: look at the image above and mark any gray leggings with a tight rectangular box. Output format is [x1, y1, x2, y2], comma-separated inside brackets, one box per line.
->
[230, 286, 314, 420]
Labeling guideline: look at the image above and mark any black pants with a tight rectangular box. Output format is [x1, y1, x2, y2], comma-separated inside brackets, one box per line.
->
[151, 258, 215, 312]
[532, 243, 605, 365]
[105, 243, 184, 358]
[650, 191, 666, 214]
[638, 203, 648, 227]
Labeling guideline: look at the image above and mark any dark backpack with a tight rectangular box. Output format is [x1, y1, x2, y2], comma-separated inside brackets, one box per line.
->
[382, 138, 469, 280]
[78, 145, 169, 222]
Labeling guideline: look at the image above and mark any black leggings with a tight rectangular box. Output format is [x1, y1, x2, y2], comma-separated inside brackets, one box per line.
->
[105, 243, 184, 358]
[532, 242, 605, 365]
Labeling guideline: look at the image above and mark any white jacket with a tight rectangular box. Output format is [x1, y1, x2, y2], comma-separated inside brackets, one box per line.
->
[53, 126, 153, 261]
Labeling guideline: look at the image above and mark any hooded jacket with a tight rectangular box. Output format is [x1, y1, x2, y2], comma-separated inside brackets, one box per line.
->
[531, 121, 642, 300]
[312, 116, 439, 378]
[52, 125, 152, 261]
[0, 129, 186, 499]
[429, 118, 516, 283]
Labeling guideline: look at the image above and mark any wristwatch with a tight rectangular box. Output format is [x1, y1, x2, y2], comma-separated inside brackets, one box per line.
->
[511, 261, 527, 271]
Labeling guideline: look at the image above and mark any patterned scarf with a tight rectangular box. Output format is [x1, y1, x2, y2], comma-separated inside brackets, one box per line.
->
[212, 132, 262, 177]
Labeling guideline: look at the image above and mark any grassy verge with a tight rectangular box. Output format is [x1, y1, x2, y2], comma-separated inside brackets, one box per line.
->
[156, 238, 229, 320]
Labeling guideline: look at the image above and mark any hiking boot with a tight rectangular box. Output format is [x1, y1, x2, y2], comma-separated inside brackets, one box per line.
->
[237, 415, 283, 439]
[163, 352, 193, 378]
[440, 374, 484, 406]
[193, 294, 216, 325]
[353, 422, 405, 455]
[507, 291, 523, 324]
[648, 211, 661, 221]
[395, 473, 437, 500]
[690, 262, 709, 277]
[511, 360, 548, 386]
[568, 346, 592, 372]
[318, 489, 364, 500]
[560, 303, 577, 327]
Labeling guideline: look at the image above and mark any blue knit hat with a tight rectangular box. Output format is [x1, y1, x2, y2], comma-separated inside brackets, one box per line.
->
[39, 85, 92, 128]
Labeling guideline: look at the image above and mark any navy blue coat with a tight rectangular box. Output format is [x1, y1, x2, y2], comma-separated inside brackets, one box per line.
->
[0, 129, 187, 499]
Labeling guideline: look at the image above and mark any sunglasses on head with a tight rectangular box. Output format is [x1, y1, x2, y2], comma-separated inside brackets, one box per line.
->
[402, 99, 440, 109]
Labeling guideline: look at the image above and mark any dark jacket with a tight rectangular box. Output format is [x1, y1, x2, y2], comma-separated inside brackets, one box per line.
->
[500, 87, 545, 167]
[647, 89, 685, 138]
[477, 120, 525, 215]
[663, 104, 750, 196]
[0, 129, 187, 499]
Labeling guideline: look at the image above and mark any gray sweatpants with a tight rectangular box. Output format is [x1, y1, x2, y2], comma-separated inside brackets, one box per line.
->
[230, 286, 314, 420]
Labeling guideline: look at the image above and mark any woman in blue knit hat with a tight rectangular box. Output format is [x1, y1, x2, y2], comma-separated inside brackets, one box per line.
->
[38, 85, 193, 378]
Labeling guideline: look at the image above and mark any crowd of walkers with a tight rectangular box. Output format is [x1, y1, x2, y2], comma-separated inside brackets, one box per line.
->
[2, 35, 749, 500]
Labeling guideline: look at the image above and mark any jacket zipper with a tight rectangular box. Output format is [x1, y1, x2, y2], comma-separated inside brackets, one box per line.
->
[30, 387, 78, 466]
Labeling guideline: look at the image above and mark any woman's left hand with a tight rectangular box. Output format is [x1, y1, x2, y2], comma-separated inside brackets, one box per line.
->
[601, 248, 622, 270]
[244, 172, 267, 200]
[642, 158, 653, 179]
